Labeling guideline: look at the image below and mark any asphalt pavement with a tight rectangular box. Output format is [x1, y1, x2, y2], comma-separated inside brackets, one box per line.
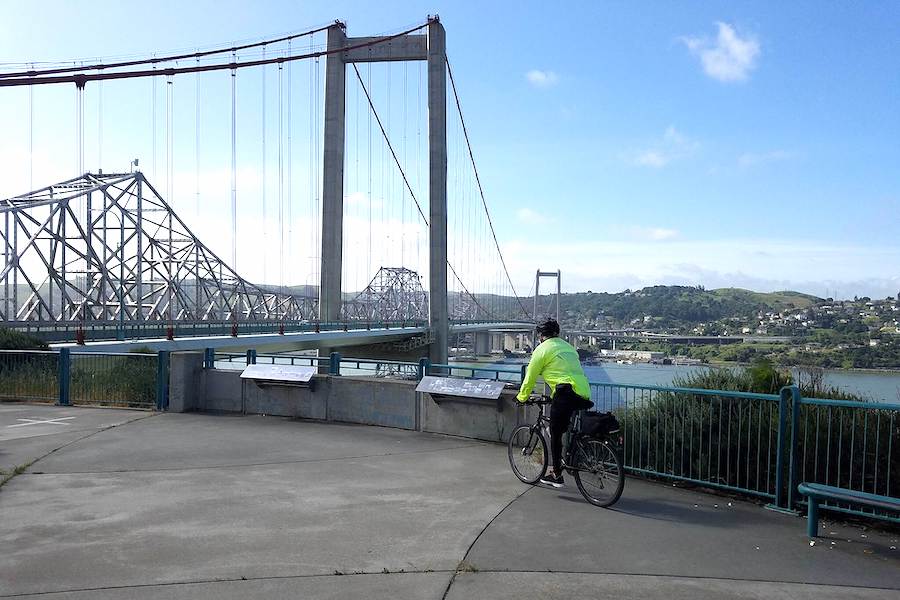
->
[1, 403, 897, 598]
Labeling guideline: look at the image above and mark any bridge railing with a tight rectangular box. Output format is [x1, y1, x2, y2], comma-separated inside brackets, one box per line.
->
[7, 318, 529, 344]
[213, 351, 422, 379]
[0, 350, 59, 402]
[593, 382, 899, 523]
[0, 348, 168, 410]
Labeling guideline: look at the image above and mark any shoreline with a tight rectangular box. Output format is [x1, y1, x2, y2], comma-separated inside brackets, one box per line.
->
[452, 355, 900, 375]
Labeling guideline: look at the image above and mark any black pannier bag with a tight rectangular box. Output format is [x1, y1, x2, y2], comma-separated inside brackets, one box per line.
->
[580, 411, 620, 437]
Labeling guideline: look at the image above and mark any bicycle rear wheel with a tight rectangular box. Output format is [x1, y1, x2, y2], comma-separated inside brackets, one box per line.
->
[507, 425, 548, 484]
[573, 438, 624, 507]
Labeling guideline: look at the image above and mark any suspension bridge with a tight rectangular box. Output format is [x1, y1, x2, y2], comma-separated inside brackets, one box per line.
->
[0, 18, 537, 361]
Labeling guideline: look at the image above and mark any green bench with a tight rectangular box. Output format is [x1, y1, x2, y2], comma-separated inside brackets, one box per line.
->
[797, 483, 900, 538]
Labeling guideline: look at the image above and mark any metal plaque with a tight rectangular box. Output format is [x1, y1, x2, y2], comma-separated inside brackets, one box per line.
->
[415, 376, 506, 399]
[240, 364, 316, 383]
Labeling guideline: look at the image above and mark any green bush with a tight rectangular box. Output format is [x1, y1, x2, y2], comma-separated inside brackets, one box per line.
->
[71, 355, 157, 407]
[616, 362, 899, 503]
[0, 327, 48, 350]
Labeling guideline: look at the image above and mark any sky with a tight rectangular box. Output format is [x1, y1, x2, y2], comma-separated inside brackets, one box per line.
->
[1, 0, 898, 300]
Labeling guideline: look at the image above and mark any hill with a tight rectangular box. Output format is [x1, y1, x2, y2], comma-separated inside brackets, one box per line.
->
[546, 286, 823, 330]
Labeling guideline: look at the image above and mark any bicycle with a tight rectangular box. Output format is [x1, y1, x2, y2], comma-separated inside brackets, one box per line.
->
[507, 396, 625, 507]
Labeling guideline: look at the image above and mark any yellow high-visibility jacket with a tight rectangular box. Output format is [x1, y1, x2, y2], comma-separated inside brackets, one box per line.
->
[516, 336, 590, 402]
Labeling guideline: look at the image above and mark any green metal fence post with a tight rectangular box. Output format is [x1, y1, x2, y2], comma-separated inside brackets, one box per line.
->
[156, 351, 170, 411]
[417, 357, 430, 380]
[773, 386, 790, 509]
[329, 352, 341, 376]
[58, 348, 71, 406]
[787, 385, 802, 510]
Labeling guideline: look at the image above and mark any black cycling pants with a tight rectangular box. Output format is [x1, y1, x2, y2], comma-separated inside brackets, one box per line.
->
[549, 384, 592, 474]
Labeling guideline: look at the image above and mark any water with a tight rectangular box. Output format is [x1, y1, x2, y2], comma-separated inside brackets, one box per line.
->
[480, 360, 900, 404]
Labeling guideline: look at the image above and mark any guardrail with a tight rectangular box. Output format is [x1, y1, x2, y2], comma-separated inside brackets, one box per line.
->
[0, 349, 59, 402]
[0, 348, 168, 410]
[7, 344, 895, 523]
[793, 394, 898, 522]
[591, 382, 782, 500]
[592, 381, 899, 523]
[8, 318, 530, 343]
[211, 352, 526, 382]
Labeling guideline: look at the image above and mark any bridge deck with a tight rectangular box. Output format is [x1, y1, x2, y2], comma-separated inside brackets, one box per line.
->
[46, 322, 531, 352]
[1, 404, 897, 598]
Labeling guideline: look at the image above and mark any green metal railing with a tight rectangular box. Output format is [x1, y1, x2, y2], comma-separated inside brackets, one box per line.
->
[0, 350, 59, 402]
[0, 349, 168, 410]
[69, 352, 160, 408]
[428, 362, 524, 382]
[794, 395, 898, 521]
[591, 382, 782, 500]
[592, 381, 899, 522]
[9, 318, 528, 344]
[212, 353, 897, 521]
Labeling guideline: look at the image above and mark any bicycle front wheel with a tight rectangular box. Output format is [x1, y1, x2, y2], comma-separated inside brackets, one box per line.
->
[507, 425, 548, 484]
[573, 438, 624, 507]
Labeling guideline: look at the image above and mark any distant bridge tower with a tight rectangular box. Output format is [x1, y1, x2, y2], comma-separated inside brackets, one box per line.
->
[533, 269, 561, 347]
[321, 17, 448, 364]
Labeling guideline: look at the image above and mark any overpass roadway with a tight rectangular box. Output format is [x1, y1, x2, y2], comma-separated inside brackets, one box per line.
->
[49, 322, 533, 353]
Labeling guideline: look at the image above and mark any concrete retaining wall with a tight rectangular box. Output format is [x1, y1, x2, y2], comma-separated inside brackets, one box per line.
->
[170, 357, 534, 442]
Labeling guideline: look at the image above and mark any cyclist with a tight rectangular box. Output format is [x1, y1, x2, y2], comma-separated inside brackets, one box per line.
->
[517, 318, 593, 488]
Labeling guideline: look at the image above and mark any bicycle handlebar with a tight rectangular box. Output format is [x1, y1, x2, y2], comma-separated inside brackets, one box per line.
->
[521, 395, 551, 405]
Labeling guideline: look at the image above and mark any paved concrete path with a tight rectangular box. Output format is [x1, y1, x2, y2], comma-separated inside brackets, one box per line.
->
[1, 404, 897, 598]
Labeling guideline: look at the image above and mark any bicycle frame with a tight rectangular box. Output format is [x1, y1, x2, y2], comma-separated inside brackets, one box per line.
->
[523, 399, 611, 475]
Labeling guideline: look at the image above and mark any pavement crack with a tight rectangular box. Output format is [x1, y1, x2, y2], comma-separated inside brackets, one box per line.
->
[441, 570, 900, 591]
[0, 569, 457, 598]
[441, 484, 534, 600]
[26, 442, 486, 475]
[0, 412, 158, 492]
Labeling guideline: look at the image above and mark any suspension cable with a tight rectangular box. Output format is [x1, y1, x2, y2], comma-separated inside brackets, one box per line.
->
[350, 63, 494, 319]
[0, 24, 334, 79]
[0, 22, 430, 88]
[446, 56, 532, 320]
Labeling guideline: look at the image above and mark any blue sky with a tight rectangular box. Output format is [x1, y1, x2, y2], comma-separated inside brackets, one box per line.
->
[1, 1, 898, 299]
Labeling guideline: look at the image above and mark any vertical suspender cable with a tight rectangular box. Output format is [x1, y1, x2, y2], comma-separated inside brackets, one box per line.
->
[261, 45, 267, 285]
[287, 40, 292, 285]
[402, 62, 407, 271]
[230, 51, 237, 270]
[98, 63, 103, 171]
[166, 74, 175, 325]
[278, 61, 284, 292]
[166, 75, 173, 202]
[152, 58, 157, 181]
[28, 64, 33, 190]
[195, 57, 200, 221]
[367, 63, 372, 318]
[75, 81, 83, 176]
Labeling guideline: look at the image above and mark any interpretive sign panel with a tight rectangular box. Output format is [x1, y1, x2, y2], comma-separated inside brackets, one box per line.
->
[415, 376, 506, 399]
[240, 364, 316, 383]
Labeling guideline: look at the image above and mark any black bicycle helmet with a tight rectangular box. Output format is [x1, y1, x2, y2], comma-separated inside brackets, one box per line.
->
[535, 318, 560, 338]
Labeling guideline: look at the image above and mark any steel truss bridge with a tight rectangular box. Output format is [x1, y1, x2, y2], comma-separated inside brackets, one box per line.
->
[1, 172, 529, 350]
[0, 18, 535, 355]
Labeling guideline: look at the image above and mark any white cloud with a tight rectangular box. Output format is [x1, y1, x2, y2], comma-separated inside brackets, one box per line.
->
[738, 149, 796, 168]
[635, 151, 669, 168]
[682, 22, 760, 83]
[499, 237, 900, 298]
[633, 126, 698, 168]
[526, 70, 559, 88]
[631, 226, 679, 241]
[516, 207, 553, 224]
